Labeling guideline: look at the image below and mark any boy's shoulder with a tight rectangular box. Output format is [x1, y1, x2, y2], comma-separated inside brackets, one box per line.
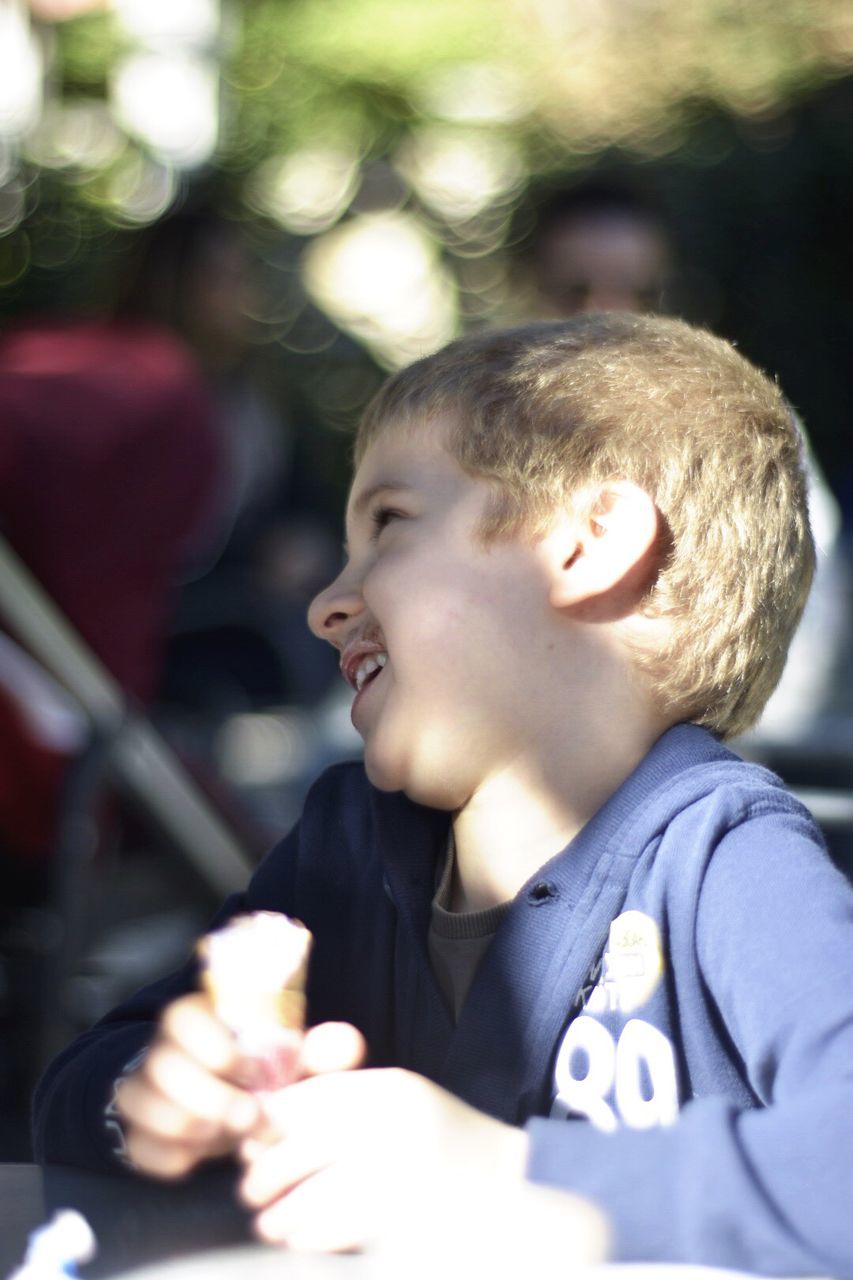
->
[626, 723, 813, 820]
[677, 731, 817, 832]
[615, 726, 837, 924]
[584, 723, 825, 884]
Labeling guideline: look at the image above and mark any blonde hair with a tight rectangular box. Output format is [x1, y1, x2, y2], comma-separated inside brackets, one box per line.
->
[356, 314, 814, 739]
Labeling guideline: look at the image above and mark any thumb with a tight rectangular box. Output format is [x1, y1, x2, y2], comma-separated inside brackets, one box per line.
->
[300, 1022, 367, 1076]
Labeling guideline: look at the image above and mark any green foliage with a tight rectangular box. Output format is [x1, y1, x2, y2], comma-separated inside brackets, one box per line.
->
[38, 0, 853, 179]
[51, 9, 126, 94]
[5, 0, 853, 474]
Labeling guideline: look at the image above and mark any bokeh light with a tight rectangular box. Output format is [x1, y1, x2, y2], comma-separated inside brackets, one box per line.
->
[111, 51, 219, 169]
[397, 126, 524, 221]
[2, 0, 853, 397]
[101, 150, 177, 224]
[216, 712, 317, 789]
[248, 149, 362, 235]
[0, 177, 26, 237]
[414, 61, 533, 124]
[25, 100, 125, 172]
[0, 1, 42, 141]
[113, 0, 220, 48]
[301, 211, 458, 369]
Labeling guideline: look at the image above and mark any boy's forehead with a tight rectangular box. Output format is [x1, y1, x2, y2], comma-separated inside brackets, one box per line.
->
[349, 415, 457, 500]
[357, 408, 457, 459]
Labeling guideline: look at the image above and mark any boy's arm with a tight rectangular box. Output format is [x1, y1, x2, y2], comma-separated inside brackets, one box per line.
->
[31, 900, 246, 1172]
[32, 762, 369, 1174]
[33, 814, 304, 1172]
[525, 811, 853, 1277]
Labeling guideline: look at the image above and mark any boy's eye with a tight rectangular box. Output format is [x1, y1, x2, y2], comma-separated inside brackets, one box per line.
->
[370, 506, 404, 539]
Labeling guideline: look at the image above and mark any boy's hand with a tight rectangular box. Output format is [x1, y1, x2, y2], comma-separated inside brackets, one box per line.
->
[238, 1065, 608, 1264]
[115, 998, 367, 1179]
[115, 992, 261, 1178]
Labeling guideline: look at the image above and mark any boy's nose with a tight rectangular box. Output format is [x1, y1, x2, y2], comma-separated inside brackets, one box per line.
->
[307, 572, 365, 646]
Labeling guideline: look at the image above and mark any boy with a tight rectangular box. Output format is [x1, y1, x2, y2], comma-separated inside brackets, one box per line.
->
[33, 315, 853, 1275]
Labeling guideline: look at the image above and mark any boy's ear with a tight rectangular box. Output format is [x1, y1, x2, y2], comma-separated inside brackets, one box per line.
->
[543, 481, 662, 616]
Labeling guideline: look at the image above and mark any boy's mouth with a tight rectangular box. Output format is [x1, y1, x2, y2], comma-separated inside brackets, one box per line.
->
[354, 652, 387, 692]
[341, 642, 388, 693]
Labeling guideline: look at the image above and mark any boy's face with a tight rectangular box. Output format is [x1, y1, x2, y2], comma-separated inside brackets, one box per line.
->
[308, 425, 564, 810]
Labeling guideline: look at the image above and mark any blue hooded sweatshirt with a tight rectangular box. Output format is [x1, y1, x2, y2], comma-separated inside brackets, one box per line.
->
[33, 724, 853, 1276]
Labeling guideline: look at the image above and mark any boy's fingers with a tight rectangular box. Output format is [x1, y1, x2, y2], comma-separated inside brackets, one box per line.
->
[253, 1164, 374, 1253]
[129, 1044, 259, 1134]
[252, 1162, 384, 1249]
[116, 1074, 220, 1143]
[252, 1072, 327, 1144]
[300, 1023, 366, 1076]
[240, 1129, 332, 1208]
[160, 993, 241, 1076]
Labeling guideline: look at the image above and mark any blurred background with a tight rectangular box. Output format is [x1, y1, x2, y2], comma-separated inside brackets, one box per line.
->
[1, 0, 853, 1160]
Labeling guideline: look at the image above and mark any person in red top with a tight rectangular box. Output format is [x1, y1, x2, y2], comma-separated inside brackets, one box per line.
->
[0, 317, 222, 877]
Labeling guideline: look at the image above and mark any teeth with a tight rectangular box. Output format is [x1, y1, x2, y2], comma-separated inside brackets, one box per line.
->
[355, 652, 387, 691]
[355, 658, 378, 691]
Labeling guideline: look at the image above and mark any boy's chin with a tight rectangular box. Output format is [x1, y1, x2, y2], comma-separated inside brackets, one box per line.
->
[363, 752, 461, 811]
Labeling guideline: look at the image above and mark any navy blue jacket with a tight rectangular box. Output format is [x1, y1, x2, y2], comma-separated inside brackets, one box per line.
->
[33, 725, 853, 1275]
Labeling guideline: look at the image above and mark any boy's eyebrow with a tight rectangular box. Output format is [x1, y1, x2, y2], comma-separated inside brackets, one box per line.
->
[349, 480, 409, 519]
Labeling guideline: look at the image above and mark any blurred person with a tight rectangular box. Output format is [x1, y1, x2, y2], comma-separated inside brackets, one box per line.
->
[113, 206, 341, 712]
[0, 313, 225, 1165]
[523, 178, 672, 317]
[0, 316, 222, 888]
[517, 173, 848, 743]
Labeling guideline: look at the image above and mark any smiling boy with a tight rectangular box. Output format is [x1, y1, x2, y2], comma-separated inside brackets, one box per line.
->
[315, 419, 672, 908]
[34, 315, 853, 1275]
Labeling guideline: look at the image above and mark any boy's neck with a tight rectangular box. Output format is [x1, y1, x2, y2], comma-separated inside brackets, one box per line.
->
[450, 713, 671, 913]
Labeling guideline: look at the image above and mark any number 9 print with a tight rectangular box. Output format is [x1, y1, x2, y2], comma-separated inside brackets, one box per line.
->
[551, 1014, 679, 1132]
